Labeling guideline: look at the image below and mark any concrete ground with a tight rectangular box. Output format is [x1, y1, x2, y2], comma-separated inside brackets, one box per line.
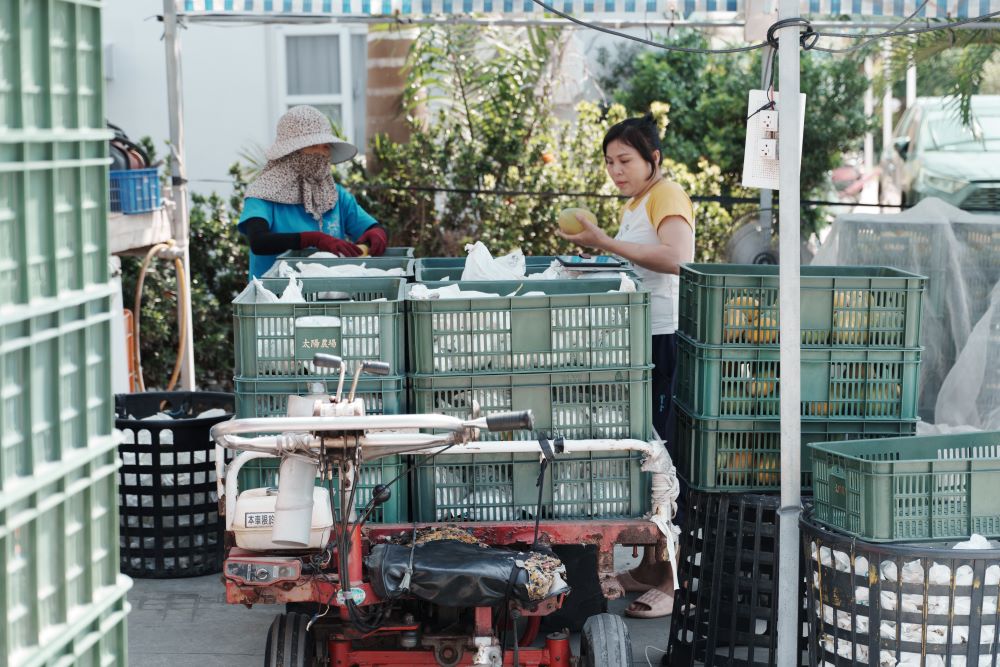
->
[127, 547, 670, 666]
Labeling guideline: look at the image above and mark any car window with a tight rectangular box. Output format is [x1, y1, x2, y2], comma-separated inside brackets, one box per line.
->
[920, 109, 1000, 151]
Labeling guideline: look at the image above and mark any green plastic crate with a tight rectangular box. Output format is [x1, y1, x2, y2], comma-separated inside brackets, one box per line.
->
[7, 578, 131, 667]
[234, 376, 407, 418]
[809, 429, 1000, 542]
[0, 439, 124, 665]
[677, 264, 926, 348]
[407, 279, 650, 374]
[279, 247, 416, 259]
[233, 277, 406, 380]
[264, 256, 416, 278]
[0, 140, 111, 309]
[674, 404, 917, 492]
[414, 451, 649, 522]
[0, 288, 115, 488]
[674, 333, 922, 421]
[0, 0, 106, 132]
[410, 368, 652, 441]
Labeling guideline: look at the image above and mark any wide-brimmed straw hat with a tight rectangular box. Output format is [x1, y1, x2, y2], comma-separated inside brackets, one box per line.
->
[265, 105, 358, 164]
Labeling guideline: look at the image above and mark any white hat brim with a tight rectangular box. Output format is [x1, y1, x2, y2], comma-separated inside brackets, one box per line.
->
[265, 132, 359, 164]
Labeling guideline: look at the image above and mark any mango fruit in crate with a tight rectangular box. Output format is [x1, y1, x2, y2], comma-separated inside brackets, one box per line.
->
[723, 296, 759, 342]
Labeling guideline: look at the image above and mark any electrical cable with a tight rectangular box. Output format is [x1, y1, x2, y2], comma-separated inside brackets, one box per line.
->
[811, 6, 1000, 53]
[525, 0, 767, 53]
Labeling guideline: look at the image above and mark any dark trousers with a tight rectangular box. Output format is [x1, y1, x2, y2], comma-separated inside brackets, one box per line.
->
[652, 333, 687, 523]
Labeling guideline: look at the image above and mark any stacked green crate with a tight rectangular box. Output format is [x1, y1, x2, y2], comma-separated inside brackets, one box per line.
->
[673, 264, 925, 492]
[407, 274, 654, 521]
[0, 2, 128, 665]
[230, 277, 409, 520]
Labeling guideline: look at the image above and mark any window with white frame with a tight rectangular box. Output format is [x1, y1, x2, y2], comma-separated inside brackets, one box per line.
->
[275, 25, 368, 151]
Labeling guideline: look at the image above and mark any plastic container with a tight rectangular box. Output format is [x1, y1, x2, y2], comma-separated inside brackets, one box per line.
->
[234, 376, 406, 418]
[677, 264, 925, 348]
[4, 0, 105, 132]
[809, 429, 1000, 542]
[414, 451, 648, 522]
[0, 141, 111, 308]
[109, 168, 160, 214]
[4, 578, 131, 667]
[263, 256, 416, 279]
[0, 288, 115, 488]
[115, 391, 235, 577]
[666, 490, 808, 667]
[801, 514, 1000, 667]
[279, 247, 416, 259]
[675, 404, 918, 492]
[410, 367, 652, 442]
[675, 333, 922, 421]
[407, 279, 650, 375]
[233, 277, 406, 380]
[0, 438, 123, 664]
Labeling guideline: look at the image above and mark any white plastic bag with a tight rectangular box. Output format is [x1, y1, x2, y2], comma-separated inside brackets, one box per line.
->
[461, 242, 526, 281]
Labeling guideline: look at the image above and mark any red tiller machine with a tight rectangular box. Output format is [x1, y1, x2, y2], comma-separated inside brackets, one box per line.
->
[212, 354, 673, 667]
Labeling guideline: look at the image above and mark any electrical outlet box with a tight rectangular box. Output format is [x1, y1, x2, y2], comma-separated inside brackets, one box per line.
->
[760, 111, 778, 133]
[759, 138, 777, 159]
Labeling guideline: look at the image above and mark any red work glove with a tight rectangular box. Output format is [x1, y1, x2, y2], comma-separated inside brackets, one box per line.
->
[300, 231, 362, 257]
[357, 226, 388, 256]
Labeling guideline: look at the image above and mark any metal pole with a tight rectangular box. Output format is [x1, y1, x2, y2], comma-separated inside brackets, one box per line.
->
[863, 56, 874, 171]
[776, 0, 802, 663]
[883, 44, 894, 162]
[163, 0, 197, 390]
[906, 63, 917, 107]
[760, 44, 773, 232]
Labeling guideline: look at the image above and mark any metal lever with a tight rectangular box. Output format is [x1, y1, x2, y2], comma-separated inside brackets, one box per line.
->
[361, 361, 391, 376]
[485, 410, 534, 433]
[313, 353, 343, 369]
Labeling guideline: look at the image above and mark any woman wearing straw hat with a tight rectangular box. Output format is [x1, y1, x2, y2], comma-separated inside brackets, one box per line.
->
[238, 105, 388, 278]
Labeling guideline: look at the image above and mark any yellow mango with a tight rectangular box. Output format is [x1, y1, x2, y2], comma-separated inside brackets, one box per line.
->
[357, 243, 369, 257]
[557, 207, 597, 234]
[724, 309, 748, 343]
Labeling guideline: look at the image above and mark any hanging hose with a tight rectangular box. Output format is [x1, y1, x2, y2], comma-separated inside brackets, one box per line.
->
[133, 240, 190, 392]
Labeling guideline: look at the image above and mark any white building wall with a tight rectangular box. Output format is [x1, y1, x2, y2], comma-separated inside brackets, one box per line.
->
[103, 0, 275, 197]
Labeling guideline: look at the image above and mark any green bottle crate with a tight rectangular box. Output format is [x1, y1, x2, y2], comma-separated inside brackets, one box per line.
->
[0, 139, 111, 309]
[278, 247, 415, 259]
[677, 264, 925, 348]
[809, 429, 1000, 542]
[407, 279, 650, 375]
[0, 0, 106, 132]
[233, 277, 406, 381]
[5, 578, 131, 667]
[414, 451, 649, 522]
[264, 256, 416, 278]
[674, 333, 922, 421]
[232, 376, 408, 523]
[0, 438, 123, 665]
[409, 368, 652, 442]
[0, 287, 115, 489]
[674, 403, 917, 492]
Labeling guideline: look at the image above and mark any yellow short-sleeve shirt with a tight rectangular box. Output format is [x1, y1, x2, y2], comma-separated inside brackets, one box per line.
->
[623, 179, 695, 233]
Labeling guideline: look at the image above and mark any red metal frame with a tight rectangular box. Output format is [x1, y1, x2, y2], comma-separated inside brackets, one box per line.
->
[329, 631, 571, 666]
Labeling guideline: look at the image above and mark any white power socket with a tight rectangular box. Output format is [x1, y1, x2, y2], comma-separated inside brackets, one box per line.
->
[760, 111, 778, 133]
[759, 138, 778, 160]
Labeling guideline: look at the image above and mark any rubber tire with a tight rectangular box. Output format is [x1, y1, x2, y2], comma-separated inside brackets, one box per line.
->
[579, 613, 631, 667]
[264, 613, 315, 667]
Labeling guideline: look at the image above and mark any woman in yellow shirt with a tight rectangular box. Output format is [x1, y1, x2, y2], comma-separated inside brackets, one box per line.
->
[559, 113, 695, 619]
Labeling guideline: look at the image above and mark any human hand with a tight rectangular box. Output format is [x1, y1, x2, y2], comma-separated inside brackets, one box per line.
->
[300, 231, 362, 257]
[555, 213, 611, 251]
[357, 226, 388, 256]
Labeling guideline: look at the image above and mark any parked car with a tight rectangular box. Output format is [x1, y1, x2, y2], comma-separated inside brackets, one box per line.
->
[879, 95, 1000, 211]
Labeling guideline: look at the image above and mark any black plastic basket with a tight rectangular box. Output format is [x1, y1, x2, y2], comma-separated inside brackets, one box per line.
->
[115, 391, 234, 578]
[666, 490, 807, 667]
[802, 513, 1000, 667]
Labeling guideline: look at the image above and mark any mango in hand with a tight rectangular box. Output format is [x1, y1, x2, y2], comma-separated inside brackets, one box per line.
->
[558, 207, 597, 235]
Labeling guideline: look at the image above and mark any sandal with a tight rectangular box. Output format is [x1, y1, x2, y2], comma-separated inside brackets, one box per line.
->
[616, 569, 655, 594]
[624, 588, 674, 619]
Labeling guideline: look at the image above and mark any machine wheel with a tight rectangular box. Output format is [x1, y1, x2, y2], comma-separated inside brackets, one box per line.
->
[264, 613, 315, 667]
[579, 613, 631, 667]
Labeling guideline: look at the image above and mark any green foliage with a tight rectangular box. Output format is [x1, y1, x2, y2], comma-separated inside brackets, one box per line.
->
[342, 25, 732, 257]
[598, 32, 871, 233]
[121, 164, 249, 390]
